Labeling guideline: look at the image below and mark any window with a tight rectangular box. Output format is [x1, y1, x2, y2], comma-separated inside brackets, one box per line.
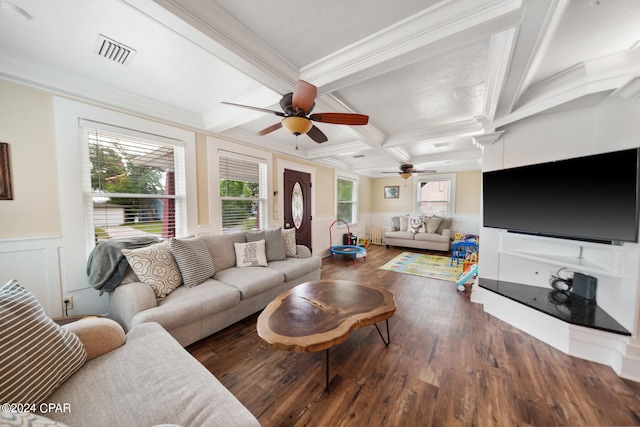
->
[417, 178, 452, 216]
[218, 152, 267, 233]
[82, 126, 186, 244]
[337, 177, 357, 224]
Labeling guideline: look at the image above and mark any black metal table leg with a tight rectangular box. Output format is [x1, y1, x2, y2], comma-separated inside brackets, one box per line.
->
[374, 319, 391, 346]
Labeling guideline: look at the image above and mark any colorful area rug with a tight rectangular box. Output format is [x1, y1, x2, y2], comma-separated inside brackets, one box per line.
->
[379, 252, 463, 282]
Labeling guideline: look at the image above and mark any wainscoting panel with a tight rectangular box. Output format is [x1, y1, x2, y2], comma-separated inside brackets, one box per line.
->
[0, 236, 64, 317]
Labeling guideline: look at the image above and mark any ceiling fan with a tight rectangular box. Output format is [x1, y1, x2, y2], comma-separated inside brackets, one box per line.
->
[222, 80, 369, 143]
[384, 164, 436, 179]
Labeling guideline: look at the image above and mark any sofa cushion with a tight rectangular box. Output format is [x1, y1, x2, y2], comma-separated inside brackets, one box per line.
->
[234, 240, 268, 267]
[122, 241, 182, 300]
[0, 280, 86, 405]
[246, 228, 287, 261]
[214, 267, 284, 299]
[415, 231, 450, 243]
[436, 216, 453, 234]
[169, 236, 216, 288]
[390, 216, 401, 231]
[46, 322, 260, 427]
[282, 228, 297, 257]
[385, 230, 416, 240]
[424, 217, 442, 234]
[200, 233, 246, 271]
[267, 257, 322, 281]
[399, 215, 410, 231]
[134, 280, 240, 331]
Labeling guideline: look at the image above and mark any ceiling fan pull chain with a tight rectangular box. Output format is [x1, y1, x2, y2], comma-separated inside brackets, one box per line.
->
[295, 135, 299, 151]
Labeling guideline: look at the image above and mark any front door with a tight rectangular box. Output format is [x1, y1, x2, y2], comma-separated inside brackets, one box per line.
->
[283, 169, 312, 251]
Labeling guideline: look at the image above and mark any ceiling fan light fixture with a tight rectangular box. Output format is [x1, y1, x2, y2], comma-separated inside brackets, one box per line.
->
[400, 172, 412, 179]
[281, 116, 312, 135]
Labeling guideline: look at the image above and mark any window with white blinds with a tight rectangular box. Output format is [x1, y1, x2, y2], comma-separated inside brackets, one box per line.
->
[82, 125, 186, 245]
[219, 152, 267, 233]
[337, 177, 358, 224]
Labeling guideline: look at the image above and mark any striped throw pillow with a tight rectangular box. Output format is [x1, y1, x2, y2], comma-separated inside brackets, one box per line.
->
[0, 280, 86, 405]
[169, 237, 216, 288]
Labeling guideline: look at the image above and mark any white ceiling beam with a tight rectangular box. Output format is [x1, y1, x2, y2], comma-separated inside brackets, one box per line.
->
[495, 46, 640, 127]
[147, 0, 299, 93]
[494, 0, 571, 118]
[301, 0, 523, 94]
[306, 142, 372, 160]
[480, 27, 518, 129]
[382, 120, 483, 148]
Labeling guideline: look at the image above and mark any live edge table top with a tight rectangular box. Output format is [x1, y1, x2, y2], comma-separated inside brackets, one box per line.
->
[257, 280, 397, 353]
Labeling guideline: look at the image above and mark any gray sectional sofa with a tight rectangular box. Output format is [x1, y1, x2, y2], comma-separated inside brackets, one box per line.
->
[109, 231, 322, 346]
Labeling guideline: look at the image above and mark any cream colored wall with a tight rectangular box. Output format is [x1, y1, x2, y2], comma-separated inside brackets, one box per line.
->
[455, 170, 481, 214]
[371, 175, 415, 214]
[358, 175, 372, 214]
[272, 153, 335, 218]
[0, 80, 60, 238]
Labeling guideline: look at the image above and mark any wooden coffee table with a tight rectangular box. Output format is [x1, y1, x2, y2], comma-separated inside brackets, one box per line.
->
[256, 280, 396, 392]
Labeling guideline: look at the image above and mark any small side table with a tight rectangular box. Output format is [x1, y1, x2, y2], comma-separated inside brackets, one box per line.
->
[451, 240, 478, 266]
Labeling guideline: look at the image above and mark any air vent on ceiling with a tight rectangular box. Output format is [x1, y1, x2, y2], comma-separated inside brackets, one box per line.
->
[94, 34, 136, 66]
[353, 154, 365, 158]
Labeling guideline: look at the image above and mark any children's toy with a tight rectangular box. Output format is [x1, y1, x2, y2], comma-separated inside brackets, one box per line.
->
[329, 219, 366, 263]
[456, 263, 478, 292]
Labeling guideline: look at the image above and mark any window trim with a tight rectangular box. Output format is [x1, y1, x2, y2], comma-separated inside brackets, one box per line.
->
[335, 170, 359, 226]
[54, 97, 197, 292]
[414, 173, 456, 217]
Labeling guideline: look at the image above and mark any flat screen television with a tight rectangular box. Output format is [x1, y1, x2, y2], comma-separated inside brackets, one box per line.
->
[483, 148, 640, 244]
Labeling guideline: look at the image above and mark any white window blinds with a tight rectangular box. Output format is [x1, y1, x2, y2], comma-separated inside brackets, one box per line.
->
[81, 122, 186, 245]
[219, 152, 267, 233]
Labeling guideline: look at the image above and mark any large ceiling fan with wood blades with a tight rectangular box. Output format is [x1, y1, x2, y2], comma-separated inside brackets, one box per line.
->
[222, 80, 369, 143]
[383, 164, 436, 179]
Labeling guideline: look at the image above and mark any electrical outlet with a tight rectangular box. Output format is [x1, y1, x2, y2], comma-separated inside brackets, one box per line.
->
[63, 296, 73, 310]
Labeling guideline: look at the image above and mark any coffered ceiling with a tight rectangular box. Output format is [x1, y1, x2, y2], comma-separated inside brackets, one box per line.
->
[0, 0, 638, 176]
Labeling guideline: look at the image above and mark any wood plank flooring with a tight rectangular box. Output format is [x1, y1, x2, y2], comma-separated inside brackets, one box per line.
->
[187, 245, 640, 426]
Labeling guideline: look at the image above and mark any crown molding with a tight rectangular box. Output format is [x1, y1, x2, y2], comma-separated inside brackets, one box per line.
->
[482, 27, 518, 128]
[0, 47, 205, 130]
[473, 131, 505, 147]
[306, 141, 372, 160]
[611, 76, 640, 100]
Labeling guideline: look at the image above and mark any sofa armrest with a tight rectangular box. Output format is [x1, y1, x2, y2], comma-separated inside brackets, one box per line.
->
[63, 318, 125, 361]
[296, 245, 312, 258]
[442, 229, 452, 239]
[109, 281, 158, 332]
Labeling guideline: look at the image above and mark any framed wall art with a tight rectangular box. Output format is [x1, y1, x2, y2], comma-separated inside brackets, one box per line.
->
[384, 185, 399, 199]
[0, 142, 13, 200]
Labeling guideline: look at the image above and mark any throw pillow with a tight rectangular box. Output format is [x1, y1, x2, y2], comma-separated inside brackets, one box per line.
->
[409, 216, 424, 233]
[425, 217, 442, 234]
[245, 228, 287, 261]
[169, 237, 216, 288]
[390, 216, 400, 231]
[436, 217, 453, 234]
[399, 215, 410, 231]
[122, 241, 182, 300]
[0, 280, 86, 405]
[282, 228, 297, 257]
[234, 240, 268, 267]
[0, 411, 71, 426]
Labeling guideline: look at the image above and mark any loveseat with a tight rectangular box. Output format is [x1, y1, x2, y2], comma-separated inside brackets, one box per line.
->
[0, 280, 259, 427]
[384, 215, 451, 252]
[108, 229, 322, 346]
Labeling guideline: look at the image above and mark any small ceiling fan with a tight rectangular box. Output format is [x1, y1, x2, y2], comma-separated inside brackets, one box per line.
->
[222, 80, 369, 143]
[383, 164, 436, 179]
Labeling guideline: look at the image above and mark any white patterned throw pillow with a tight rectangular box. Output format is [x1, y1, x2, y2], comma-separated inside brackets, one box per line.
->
[234, 240, 268, 267]
[409, 216, 424, 233]
[122, 241, 182, 300]
[0, 280, 86, 405]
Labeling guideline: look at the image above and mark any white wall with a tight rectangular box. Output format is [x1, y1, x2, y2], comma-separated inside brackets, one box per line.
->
[476, 95, 640, 379]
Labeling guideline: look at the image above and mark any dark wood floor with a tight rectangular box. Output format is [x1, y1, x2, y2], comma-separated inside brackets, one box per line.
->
[187, 245, 640, 426]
